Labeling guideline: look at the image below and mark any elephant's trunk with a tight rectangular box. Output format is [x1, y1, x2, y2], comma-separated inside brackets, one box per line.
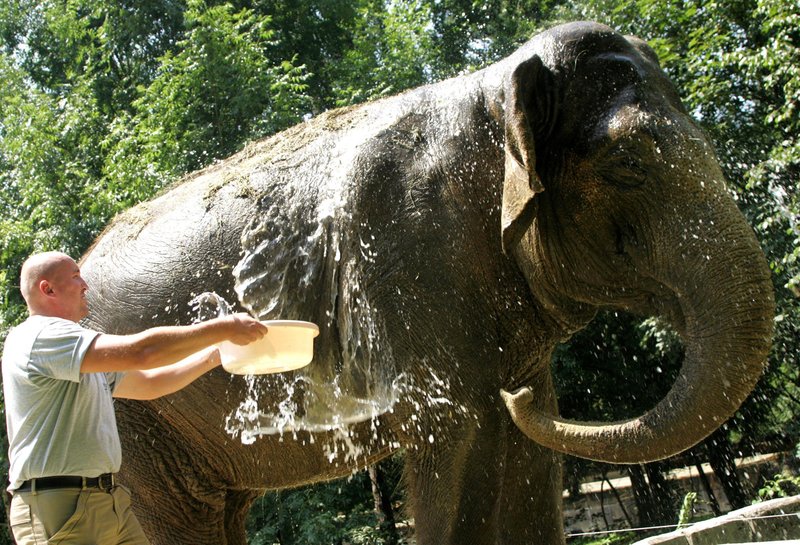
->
[502, 199, 775, 464]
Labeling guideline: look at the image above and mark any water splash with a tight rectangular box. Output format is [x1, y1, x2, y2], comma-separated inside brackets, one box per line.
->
[224, 373, 409, 444]
[188, 287, 464, 456]
[187, 288, 406, 444]
[190, 292, 233, 321]
[183, 114, 468, 446]
[223, 161, 403, 441]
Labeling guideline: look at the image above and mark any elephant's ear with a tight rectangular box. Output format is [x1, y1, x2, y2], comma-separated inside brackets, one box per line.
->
[502, 55, 548, 253]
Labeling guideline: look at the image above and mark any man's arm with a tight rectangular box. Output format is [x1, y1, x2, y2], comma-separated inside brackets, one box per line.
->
[112, 347, 221, 400]
[81, 313, 266, 374]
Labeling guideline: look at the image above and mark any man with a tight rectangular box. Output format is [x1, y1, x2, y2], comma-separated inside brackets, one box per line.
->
[2, 251, 268, 544]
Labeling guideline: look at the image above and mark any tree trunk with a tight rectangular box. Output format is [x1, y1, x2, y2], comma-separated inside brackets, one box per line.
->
[599, 475, 610, 529]
[368, 464, 399, 544]
[628, 463, 678, 529]
[706, 428, 750, 509]
[276, 491, 294, 544]
[693, 459, 722, 516]
[603, 470, 633, 529]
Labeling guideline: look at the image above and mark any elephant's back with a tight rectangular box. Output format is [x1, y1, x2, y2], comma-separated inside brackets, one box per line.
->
[79, 96, 420, 333]
[80, 169, 258, 333]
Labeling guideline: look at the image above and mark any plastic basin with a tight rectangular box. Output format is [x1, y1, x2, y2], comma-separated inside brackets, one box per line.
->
[218, 320, 319, 375]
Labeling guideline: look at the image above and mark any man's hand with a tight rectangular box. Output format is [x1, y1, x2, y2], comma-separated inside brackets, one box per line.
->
[222, 313, 268, 345]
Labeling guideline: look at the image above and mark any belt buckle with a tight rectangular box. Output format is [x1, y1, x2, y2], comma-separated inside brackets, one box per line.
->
[97, 473, 115, 491]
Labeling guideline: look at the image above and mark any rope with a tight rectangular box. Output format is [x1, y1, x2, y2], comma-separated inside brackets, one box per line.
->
[565, 511, 800, 538]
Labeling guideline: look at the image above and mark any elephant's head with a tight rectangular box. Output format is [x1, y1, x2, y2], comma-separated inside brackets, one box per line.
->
[497, 22, 774, 463]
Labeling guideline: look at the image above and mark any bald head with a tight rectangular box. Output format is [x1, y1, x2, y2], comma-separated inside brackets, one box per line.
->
[20, 251, 89, 321]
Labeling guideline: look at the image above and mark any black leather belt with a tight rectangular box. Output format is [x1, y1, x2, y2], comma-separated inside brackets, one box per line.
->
[15, 473, 116, 493]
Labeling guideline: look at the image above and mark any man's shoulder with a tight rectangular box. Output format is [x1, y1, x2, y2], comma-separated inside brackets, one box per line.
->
[7, 316, 66, 343]
[6, 316, 44, 342]
[2, 317, 45, 375]
[4, 315, 98, 382]
[32, 315, 95, 335]
[5, 315, 98, 357]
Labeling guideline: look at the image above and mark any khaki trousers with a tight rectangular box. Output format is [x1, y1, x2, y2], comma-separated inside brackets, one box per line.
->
[10, 485, 150, 545]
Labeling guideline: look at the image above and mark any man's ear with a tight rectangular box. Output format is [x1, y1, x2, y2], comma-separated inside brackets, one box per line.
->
[501, 55, 551, 253]
[39, 280, 54, 296]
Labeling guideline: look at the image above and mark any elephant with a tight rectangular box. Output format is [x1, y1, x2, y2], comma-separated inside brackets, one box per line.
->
[79, 21, 774, 545]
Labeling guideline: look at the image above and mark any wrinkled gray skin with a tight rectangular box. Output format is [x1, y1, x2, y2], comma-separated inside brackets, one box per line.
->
[81, 22, 773, 545]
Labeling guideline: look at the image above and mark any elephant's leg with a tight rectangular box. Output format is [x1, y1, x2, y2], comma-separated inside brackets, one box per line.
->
[497, 371, 565, 545]
[116, 403, 231, 545]
[497, 427, 565, 544]
[403, 412, 505, 545]
[224, 489, 262, 545]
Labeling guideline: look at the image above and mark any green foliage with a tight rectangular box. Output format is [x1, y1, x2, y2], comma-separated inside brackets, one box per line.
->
[569, 531, 637, 545]
[0, 0, 186, 113]
[330, 0, 435, 106]
[0, 0, 311, 335]
[737, 0, 800, 295]
[0, 0, 184, 332]
[315, 0, 567, 108]
[553, 312, 683, 422]
[676, 492, 697, 529]
[247, 462, 407, 545]
[103, 1, 311, 199]
[425, 0, 561, 76]
[0, 48, 111, 332]
[234, 0, 360, 113]
[755, 472, 800, 502]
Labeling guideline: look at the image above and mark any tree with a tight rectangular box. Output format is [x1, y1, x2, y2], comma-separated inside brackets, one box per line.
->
[328, 0, 435, 106]
[0, 0, 186, 113]
[0, 0, 312, 333]
[0, 52, 109, 330]
[553, 312, 684, 526]
[0, 0, 188, 333]
[425, 0, 563, 77]
[246, 457, 406, 545]
[227, 0, 360, 113]
[736, 0, 799, 300]
[103, 0, 311, 202]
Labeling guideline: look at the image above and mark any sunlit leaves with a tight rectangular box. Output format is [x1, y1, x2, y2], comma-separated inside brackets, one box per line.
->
[735, 0, 800, 294]
[104, 1, 311, 197]
[0, 1, 312, 333]
[332, 0, 435, 106]
[0, 65, 98, 331]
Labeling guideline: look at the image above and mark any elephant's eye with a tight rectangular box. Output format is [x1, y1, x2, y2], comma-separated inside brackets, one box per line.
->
[596, 146, 648, 188]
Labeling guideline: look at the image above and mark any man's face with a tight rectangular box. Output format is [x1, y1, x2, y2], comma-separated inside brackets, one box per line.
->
[48, 257, 90, 321]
